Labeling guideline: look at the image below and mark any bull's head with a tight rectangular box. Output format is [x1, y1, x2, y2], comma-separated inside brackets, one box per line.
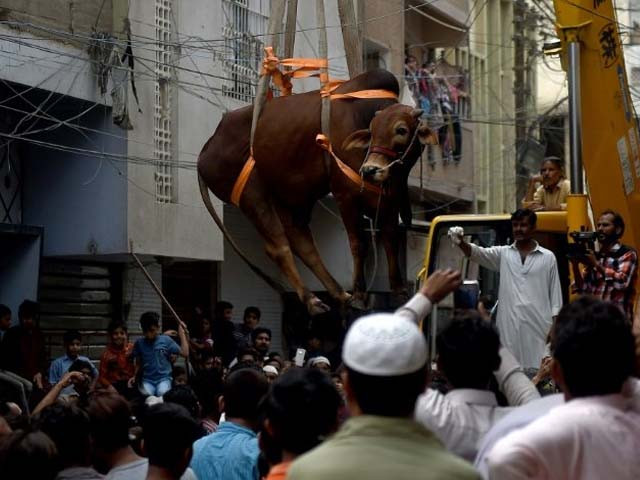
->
[342, 104, 438, 184]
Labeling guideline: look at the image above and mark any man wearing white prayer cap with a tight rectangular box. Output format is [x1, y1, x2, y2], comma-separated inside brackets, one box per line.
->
[288, 270, 480, 480]
[263, 365, 279, 383]
[307, 356, 331, 373]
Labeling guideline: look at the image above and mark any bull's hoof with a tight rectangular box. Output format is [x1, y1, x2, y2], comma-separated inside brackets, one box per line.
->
[307, 296, 330, 316]
[346, 295, 367, 311]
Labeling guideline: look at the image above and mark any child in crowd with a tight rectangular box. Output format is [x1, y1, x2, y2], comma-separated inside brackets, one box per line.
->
[129, 311, 189, 397]
[172, 366, 188, 386]
[49, 330, 98, 395]
[97, 319, 134, 394]
[189, 315, 214, 367]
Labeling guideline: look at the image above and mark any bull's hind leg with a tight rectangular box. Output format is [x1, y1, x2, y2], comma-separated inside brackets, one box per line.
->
[239, 181, 329, 316]
[275, 204, 352, 307]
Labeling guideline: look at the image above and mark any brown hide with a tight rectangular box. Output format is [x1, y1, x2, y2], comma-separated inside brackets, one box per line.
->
[198, 69, 421, 315]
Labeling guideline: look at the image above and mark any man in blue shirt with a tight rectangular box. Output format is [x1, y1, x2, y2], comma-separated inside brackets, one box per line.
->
[49, 330, 98, 394]
[190, 365, 269, 480]
[129, 311, 189, 397]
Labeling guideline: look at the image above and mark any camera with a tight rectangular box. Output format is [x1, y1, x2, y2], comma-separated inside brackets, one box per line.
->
[567, 231, 598, 259]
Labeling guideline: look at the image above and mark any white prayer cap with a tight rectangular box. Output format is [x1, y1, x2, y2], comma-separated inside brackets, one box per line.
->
[308, 356, 331, 368]
[342, 313, 427, 376]
[263, 365, 279, 376]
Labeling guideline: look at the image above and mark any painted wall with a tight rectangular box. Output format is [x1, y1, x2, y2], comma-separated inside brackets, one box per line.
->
[124, 0, 224, 261]
[22, 102, 128, 257]
[0, 227, 42, 325]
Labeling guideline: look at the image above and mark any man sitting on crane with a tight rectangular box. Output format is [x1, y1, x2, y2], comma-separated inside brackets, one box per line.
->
[522, 157, 570, 211]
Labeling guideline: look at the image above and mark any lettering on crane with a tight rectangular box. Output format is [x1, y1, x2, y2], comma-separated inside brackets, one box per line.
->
[599, 23, 619, 68]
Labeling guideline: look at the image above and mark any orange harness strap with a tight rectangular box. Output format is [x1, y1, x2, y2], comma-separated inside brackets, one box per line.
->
[315, 134, 383, 195]
[229, 48, 396, 206]
[230, 151, 256, 207]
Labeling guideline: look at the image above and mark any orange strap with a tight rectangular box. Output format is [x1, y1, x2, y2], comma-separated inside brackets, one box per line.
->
[261, 47, 398, 102]
[315, 134, 383, 195]
[230, 152, 256, 207]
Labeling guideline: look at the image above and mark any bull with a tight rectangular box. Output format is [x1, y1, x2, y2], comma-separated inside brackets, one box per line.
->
[198, 69, 437, 315]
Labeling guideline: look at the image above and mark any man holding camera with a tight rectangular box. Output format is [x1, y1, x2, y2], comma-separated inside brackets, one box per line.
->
[571, 210, 638, 320]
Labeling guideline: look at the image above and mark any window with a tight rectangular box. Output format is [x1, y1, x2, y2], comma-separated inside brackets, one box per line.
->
[221, 0, 270, 103]
[154, 0, 174, 203]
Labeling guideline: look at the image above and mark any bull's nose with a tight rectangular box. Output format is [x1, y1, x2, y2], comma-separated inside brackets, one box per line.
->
[361, 165, 379, 178]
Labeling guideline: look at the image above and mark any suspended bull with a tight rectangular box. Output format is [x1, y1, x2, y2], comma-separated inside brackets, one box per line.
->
[198, 69, 437, 315]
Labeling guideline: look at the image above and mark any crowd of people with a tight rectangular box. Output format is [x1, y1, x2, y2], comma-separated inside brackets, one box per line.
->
[0, 203, 639, 479]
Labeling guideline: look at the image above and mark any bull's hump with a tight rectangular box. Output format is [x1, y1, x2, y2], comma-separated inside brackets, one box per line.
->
[335, 69, 399, 96]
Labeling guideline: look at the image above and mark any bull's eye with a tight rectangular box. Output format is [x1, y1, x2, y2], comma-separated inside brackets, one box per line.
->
[395, 127, 408, 136]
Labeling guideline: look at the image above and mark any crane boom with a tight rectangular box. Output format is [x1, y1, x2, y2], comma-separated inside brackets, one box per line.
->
[553, 0, 640, 249]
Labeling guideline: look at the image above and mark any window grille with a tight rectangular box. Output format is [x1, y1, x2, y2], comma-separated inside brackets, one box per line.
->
[154, 0, 174, 203]
[221, 0, 270, 103]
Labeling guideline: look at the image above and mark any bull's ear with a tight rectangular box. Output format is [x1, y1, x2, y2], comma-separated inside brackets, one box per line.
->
[342, 129, 371, 150]
[417, 121, 438, 145]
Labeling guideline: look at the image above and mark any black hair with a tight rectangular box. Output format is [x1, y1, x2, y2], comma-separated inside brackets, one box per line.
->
[18, 299, 39, 321]
[87, 393, 133, 451]
[0, 304, 10, 318]
[436, 310, 501, 389]
[511, 208, 537, 227]
[107, 319, 128, 334]
[237, 347, 260, 363]
[251, 327, 272, 342]
[172, 366, 187, 378]
[552, 297, 635, 397]
[541, 156, 564, 171]
[345, 366, 428, 417]
[69, 359, 95, 379]
[0, 429, 58, 480]
[214, 301, 233, 319]
[142, 403, 200, 471]
[600, 209, 625, 238]
[63, 329, 82, 345]
[223, 367, 269, 424]
[260, 368, 340, 459]
[36, 404, 91, 469]
[163, 385, 201, 419]
[244, 306, 261, 319]
[140, 311, 160, 333]
[191, 370, 224, 417]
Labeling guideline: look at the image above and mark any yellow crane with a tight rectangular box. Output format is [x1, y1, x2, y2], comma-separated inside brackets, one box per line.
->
[418, 0, 640, 349]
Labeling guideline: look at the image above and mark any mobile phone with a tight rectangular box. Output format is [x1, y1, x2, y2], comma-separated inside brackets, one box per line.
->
[294, 348, 306, 367]
[454, 280, 480, 310]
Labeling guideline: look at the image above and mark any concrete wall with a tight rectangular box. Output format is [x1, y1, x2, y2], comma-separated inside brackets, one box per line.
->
[124, 0, 224, 261]
[22, 103, 128, 257]
[0, 0, 113, 42]
[362, 0, 405, 77]
[0, 227, 42, 325]
[0, 25, 112, 105]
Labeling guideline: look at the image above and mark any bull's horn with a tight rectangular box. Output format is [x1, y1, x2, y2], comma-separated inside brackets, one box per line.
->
[374, 110, 383, 116]
[411, 108, 424, 118]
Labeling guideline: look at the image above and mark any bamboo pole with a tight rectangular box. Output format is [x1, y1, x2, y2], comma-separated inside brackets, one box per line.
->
[284, 0, 298, 59]
[129, 247, 188, 334]
[337, 0, 363, 77]
[316, 0, 331, 157]
[250, 0, 287, 147]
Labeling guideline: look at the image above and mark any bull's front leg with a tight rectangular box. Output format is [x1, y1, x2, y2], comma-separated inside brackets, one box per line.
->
[380, 220, 408, 306]
[335, 196, 368, 310]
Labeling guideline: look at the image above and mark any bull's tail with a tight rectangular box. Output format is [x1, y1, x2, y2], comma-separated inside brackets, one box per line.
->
[197, 173, 287, 294]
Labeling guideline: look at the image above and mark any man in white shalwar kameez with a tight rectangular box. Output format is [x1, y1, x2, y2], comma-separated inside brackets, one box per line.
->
[448, 209, 563, 370]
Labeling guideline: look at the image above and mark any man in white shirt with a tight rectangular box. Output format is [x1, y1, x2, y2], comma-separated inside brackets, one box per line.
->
[414, 311, 539, 461]
[486, 296, 640, 480]
[448, 209, 563, 370]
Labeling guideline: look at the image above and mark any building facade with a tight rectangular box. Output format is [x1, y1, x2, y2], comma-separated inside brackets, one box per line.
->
[0, 0, 539, 364]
